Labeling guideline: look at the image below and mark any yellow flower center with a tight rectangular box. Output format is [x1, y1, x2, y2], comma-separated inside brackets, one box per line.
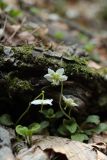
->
[52, 73, 60, 81]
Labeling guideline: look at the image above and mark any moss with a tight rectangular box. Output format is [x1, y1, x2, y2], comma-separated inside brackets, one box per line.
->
[98, 67, 107, 78]
[0, 44, 101, 81]
[7, 77, 33, 92]
[13, 45, 34, 63]
[1, 44, 105, 90]
[36, 55, 99, 80]
[65, 63, 99, 79]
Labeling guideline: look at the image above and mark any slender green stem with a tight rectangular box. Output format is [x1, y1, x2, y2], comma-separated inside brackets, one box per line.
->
[15, 91, 45, 125]
[15, 103, 31, 126]
[41, 85, 50, 91]
[68, 108, 72, 117]
[59, 82, 71, 120]
[28, 134, 32, 147]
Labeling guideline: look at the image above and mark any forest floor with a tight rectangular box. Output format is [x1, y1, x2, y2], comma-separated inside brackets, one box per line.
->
[0, 0, 107, 160]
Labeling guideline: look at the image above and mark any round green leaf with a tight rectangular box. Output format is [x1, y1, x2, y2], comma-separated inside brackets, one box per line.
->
[63, 119, 78, 134]
[40, 121, 49, 129]
[29, 123, 41, 134]
[0, 114, 14, 126]
[85, 115, 100, 125]
[65, 121, 78, 134]
[58, 125, 68, 136]
[55, 111, 63, 119]
[93, 123, 107, 134]
[71, 133, 89, 142]
[16, 125, 29, 137]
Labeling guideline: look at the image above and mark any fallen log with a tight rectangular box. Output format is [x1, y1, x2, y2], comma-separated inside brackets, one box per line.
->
[0, 44, 107, 122]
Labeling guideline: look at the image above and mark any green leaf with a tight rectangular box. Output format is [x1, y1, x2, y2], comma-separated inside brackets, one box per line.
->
[5, 8, 23, 18]
[63, 119, 78, 134]
[29, 123, 41, 134]
[40, 121, 49, 130]
[58, 125, 68, 136]
[0, 114, 14, 126]
[84, 43, 95, 53]
[16, 125, 29, 137]
[71, 133, 89, 142]
[93, 123, 107, 134]
[40, 108, 55, 119]
[84, 129, 93, 136]
[0, 0, 7, 9]
[65, 121, 78, 134]
[54, 31, 64, 40]
[85, 115, 100, 125]
[47, 108, 54, 116]
[55, 111, 63, 119]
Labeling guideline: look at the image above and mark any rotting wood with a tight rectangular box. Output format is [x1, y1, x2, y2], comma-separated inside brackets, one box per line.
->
[0, 44, 107, 122]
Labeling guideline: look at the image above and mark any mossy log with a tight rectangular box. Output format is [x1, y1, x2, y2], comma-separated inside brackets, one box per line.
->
[0, 44, 107, 123]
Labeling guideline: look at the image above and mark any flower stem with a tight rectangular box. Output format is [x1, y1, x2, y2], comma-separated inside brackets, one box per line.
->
[15, 103, 31, 126]
[15, 91, 44, 125]
[28, 134, 32, 147]
[59, 82, 71, 120]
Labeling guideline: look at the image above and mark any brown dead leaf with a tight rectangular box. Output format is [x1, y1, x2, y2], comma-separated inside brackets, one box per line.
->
[89, 133, 107, 144]
[16, 136, 107, 160]
[6, 24, 21, 34]
[17, 31, 35, 43]
[16, 146, 49, 160]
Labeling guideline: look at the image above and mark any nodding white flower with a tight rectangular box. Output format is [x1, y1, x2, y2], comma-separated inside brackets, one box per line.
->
[44, 68, 68, 85]
[62, 96, 78, 107]
[31, 99, 53, 106]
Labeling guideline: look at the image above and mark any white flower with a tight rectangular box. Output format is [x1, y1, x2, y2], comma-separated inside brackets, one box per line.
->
[31, 99, 53, 106]
[62, 96, 78, 107]
[44, 68, 68, 85]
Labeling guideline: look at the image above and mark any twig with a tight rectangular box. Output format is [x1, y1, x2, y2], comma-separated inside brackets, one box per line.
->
[7, 17, 26, 42]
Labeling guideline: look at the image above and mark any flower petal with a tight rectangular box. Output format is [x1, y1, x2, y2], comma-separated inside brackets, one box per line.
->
[48, 68, 55, 74]
[60, 75, 68, 81]
[56, 68, 64, 75]
[31, 99, 53, 105]
[52, 80, 60, 85]
[62, 95, 66, 101]
[44, 74, 52, 82]
[44, 99, 53, 105]
[62, 96, 78, 107]
[71, 102, 78, 107]
[31, 99, 43, 105]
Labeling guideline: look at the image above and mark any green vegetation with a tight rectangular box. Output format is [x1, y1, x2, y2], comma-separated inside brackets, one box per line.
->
[16, 123, 40, 147]
[13, 67, 107, 146]
[53, 31, 65, 40]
